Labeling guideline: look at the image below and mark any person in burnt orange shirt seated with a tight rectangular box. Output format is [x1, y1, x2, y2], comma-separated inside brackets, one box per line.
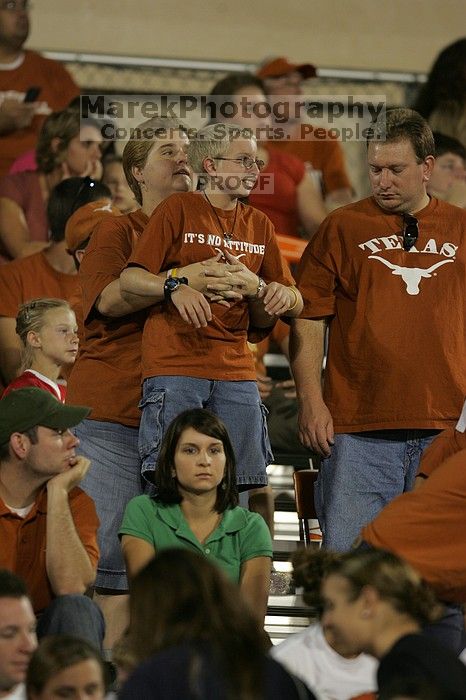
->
[0, 387, 103, 647]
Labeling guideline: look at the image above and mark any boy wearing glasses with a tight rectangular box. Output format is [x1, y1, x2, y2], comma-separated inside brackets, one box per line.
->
[291, 107, 466, 552]
[120, 122, 302, 497]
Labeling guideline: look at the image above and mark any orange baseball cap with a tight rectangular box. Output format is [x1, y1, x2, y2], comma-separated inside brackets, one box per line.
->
[257, 57, 316, 80]
[65, 198, 120, 253]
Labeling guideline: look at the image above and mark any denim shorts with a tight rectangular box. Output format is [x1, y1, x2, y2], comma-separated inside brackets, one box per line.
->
[315, 429, 439, 552]
[139, 376, 273, 491]
[74, 418, 154, 592]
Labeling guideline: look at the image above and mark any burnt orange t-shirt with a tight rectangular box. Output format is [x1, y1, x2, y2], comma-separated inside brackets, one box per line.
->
[269, 124, 352, 195]
[417, 427, 466, 478]
[361, 448, 466, 603]
[0, 50, 79, 177]
[0, 250, 78, 316]
[296, 196, 466, 432]
[66, 210, 148, 427]
[127, 192, 294, 382]
[0, 487, 99, 615]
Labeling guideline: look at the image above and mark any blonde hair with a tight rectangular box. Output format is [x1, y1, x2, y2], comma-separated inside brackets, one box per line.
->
[16, 298, 72, 372]
[122, 117, 188, 205]
[299, 548, 443, 626]
[187, 122, 256, 176]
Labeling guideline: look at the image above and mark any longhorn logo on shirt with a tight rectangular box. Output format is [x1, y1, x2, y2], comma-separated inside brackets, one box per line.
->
[368, 256, 454, 295]
[94, 202, 114, 213]
[214, 247, 246, 260]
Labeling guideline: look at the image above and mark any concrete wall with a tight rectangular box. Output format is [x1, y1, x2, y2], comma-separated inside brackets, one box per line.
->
[29, 0, 465, 74]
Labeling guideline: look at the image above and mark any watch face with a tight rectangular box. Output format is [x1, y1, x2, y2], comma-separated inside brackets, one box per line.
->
[164, 276, 188, 301]
[165, 277, 180, 293]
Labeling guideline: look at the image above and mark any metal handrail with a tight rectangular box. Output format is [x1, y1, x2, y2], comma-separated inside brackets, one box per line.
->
[42, 50, 426, 85]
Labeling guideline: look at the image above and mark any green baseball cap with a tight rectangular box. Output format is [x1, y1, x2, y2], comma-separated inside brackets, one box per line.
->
[0, 388, 90, 445]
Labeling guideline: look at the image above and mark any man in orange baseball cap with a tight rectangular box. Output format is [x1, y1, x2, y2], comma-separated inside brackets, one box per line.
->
[257, 56, 353, 209]
[257, 56, 316, 92]
[65, 197, 120, 269]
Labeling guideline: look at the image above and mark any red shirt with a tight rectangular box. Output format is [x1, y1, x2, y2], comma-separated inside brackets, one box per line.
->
[3, 370, 66, 402]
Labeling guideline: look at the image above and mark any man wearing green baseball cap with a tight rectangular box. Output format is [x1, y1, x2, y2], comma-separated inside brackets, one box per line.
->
[0, 388, 104, 648]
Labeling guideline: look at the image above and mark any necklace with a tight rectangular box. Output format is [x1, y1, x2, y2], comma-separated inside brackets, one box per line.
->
[203, 192, 238, 242]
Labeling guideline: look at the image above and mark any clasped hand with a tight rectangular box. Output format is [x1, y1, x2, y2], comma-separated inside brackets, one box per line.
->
[206, 251, 295, 316]
[47, 455, 91, 494]
[171, 251, 296, 328]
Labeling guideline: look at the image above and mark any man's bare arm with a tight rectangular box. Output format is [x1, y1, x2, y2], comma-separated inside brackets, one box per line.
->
[0, 198, 48, 259]
[0, 99, 35, 135]
[98, 256, 242, 317]
[290, 318, 334, 455]
[45, 456, 96, 595]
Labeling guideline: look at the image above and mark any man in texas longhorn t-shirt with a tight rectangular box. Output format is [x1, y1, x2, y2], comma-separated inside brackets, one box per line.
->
[291, 108, 466, 551]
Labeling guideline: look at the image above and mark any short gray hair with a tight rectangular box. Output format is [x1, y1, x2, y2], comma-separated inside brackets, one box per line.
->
[188, 122, 256, 175]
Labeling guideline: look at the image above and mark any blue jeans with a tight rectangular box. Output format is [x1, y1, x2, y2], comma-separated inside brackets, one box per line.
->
[36, 595, 105, 650]
[75, 419, 154, 591]
[139, 376, 272, 490]
[316, 430, 439, 551]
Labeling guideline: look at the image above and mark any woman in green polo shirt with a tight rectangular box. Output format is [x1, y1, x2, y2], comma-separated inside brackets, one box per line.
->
[119, 408, 273, 623]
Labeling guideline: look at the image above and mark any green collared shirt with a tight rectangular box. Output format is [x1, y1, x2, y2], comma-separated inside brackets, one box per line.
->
[119, 498, 272, 582]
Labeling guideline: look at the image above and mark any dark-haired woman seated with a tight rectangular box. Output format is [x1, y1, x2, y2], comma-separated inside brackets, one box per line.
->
[119, 409, 273, 623]
[26, 635, 109, 699]
[119, 549, 316, 700]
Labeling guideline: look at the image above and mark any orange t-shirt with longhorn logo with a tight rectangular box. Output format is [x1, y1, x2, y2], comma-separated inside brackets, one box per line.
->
[127, 192, 294, 382]
[296, 196, 466, 432]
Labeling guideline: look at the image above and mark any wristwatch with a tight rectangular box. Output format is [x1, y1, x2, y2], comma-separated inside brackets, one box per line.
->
[163, 276, 188, 301]
[252, 276, 266, 298]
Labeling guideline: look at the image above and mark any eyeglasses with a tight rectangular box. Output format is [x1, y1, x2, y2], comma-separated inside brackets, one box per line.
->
[71, 176, 96, 214]
[0, 0, 30, 10]
[402, 214, 418, 251]
[214, 156, 265, 171]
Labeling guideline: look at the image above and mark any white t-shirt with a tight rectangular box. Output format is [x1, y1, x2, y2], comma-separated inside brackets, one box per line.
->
[270, 623, 378, 700]
[3, 684, 26, 700]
